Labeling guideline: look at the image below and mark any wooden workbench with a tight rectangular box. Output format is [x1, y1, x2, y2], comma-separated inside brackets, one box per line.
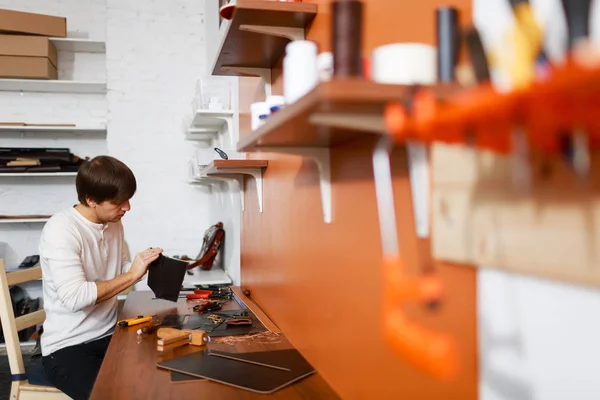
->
[90, 291, 339, 399]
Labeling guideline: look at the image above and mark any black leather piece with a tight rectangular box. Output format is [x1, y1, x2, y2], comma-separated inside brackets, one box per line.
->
[157, 349, 315, 394]
[209, 349, 313, 372]
[147, 255, 188, 302]
[170, 371, 204, 382]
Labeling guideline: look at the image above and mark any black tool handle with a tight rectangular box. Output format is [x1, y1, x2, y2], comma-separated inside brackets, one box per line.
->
[464, 26, 491, 83]
[436, 6, 460, 82]
[561, 0, 592, 49]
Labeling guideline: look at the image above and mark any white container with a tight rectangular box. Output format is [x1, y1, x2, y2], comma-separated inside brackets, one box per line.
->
[317, 51, 334, 82]
[266, 95, 285, 112]
[283, 40, 318, 104]
[371, 43, 436, 85]
[250, 101, 270, 131]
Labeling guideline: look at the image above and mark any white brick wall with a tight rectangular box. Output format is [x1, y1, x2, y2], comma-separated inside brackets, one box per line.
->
[0, 0, 225, 291]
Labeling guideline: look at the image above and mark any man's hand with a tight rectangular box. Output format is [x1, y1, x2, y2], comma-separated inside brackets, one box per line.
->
[128, 247, 163, 281]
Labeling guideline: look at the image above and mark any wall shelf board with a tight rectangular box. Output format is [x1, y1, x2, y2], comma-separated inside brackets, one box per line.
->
[0, 125, 106, 135]
[0, 172, 77, 177]
[182, 267, 232, 288]
[237, 79, 416, 151]
[49, 38, 106, 53]
[0, 79, 106, 94]
[185, 128, 219, 142]
[212, 0, 317, 77]
[191, 110, 234, 127]
[0, 217, 50, 224]
[197, 159, 268, 175]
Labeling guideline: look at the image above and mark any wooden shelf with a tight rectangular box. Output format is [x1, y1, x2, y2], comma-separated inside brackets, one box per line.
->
[237, 79, 412, 151]
[0, 216, 50, 224]
[49, 38, 106, 53]
[0, 172, 77, 177]
[237, 79, 457, 224]
[191, 110, 234, 126]
[198, 159, 267, 176]
[0, 79, 106, 94]
[185, 128, 219, 142]
[0, 125, 106, 135]
[212, 0, 317, 77]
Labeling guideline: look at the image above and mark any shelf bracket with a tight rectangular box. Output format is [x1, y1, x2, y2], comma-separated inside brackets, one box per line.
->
[259, 147, 331, 224]
[210, 168, 263, 212]
[238, 24, 305, 41]
[221, 66, 272, 98]
[206, 174, 246, 211]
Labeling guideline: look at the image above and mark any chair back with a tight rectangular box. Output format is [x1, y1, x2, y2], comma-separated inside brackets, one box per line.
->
[0, 259, 45, 380]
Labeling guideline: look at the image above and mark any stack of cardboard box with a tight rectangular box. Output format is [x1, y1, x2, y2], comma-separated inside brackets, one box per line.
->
[0, 8, 67, 80]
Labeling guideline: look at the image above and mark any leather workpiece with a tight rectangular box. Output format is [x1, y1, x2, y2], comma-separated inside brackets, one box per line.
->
[157, 349, 316, 394]
[147, 254, 188, 302]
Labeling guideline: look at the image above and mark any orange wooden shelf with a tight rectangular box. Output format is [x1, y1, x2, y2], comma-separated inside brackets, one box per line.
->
[200, 159, 268, 174]
[212, 0, 317, 77]
[238, 79, 403, 151]
[237, 79, 458, 224]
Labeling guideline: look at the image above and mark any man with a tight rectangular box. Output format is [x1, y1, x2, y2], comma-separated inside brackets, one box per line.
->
[39, 155, 162, 400]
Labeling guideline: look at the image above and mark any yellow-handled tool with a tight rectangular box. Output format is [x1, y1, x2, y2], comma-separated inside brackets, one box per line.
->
[117, 315, 155, 327]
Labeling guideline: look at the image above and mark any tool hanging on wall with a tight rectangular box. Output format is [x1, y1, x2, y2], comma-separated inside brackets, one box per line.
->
[373, 123, 459, 381]
[560, 0, 593, 179]
[371, 7, 460, 380]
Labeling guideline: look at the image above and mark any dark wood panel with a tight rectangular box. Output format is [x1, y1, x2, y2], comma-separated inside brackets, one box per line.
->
[213, 0, 317, 76]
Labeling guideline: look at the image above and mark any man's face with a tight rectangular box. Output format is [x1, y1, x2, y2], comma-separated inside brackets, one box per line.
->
[94, 199, 131, 223]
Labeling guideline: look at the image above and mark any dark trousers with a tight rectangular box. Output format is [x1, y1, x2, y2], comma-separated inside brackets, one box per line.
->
[42, 335, 112, 400]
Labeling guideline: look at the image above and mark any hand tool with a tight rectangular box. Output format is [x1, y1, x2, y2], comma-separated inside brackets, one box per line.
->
[156, 327, 209, 352]
[186, 292, 231, 300]
[137, 317, 161, 335]
[369, 10, 462, 379]
[117, 315, 156, 327]
[560, 0, 592, 180]
[372, 132, 458, 381]
[193, 301, 225, 313]
[225, 317, 253, 326]
[463, 26, 491, 84]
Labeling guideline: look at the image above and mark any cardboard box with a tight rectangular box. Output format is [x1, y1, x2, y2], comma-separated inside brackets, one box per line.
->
[0, 9, 66, 38]
[0, 35, 57, 68]
[0, 56, 57, 79]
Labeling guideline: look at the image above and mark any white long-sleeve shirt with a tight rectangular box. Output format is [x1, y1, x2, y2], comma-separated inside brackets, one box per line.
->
[39, 207, 132, 356]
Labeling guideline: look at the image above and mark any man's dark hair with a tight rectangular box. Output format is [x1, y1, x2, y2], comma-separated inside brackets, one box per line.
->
[76, 155, 137, 206]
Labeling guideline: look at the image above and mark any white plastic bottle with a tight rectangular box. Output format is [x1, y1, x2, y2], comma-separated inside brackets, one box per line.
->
[283, 40, 319, 105]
